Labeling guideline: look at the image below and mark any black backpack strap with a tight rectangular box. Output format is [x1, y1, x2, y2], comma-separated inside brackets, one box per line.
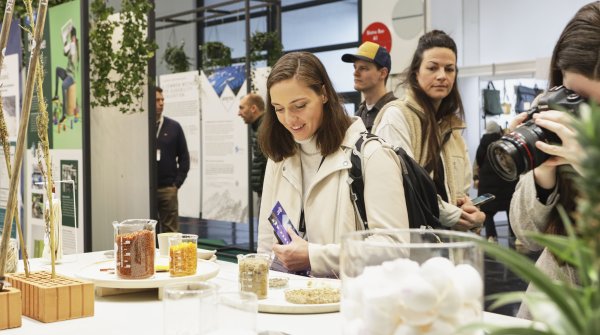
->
[348, 132, 381, 230]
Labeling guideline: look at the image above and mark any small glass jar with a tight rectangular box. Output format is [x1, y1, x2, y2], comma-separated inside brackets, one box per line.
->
[237, 253, 270, 299]
[340, 229, 484, 335]
[113, 219, 157, 279]
[169, 234, 198, 277]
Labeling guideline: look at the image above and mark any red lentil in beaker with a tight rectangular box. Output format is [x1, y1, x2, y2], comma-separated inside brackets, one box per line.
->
[113, 219, 157, 279]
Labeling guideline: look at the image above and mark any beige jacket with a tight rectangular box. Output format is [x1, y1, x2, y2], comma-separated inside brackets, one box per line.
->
[372, 89, 472, 227]
[510, 171, 578, 319]
[257, 118, 409, 277]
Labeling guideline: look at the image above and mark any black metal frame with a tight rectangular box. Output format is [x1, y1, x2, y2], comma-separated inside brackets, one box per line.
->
[82, 0, 91, 252]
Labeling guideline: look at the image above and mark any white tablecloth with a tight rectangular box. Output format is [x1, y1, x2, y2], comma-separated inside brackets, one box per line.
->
[3, 251, 532, 334]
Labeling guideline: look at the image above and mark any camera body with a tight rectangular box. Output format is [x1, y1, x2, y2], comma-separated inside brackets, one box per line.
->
[487, 85, 585, 181]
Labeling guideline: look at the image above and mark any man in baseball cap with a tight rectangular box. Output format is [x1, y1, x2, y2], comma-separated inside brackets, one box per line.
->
[342, 41, 396, 132]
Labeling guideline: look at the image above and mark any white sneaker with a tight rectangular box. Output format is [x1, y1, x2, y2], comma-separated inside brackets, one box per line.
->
[487, 236, 498, 244]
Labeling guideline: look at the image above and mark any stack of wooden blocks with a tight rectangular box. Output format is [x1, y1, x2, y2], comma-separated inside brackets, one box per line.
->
[0, 286, 21, 330]
[6, 271, 94, 323]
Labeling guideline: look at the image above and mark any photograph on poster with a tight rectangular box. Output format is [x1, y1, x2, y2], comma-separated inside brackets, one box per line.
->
[53, 18, 80, 133]
[31, 193, 44, 219]
[30, 165, 44, 190]
[207, 65, 245, 96]
[61, 161, 77, 194]
[2, 96, 16, 117]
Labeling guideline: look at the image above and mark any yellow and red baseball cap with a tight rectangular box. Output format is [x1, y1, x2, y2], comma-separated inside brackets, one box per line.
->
[342, 41, 391, 71]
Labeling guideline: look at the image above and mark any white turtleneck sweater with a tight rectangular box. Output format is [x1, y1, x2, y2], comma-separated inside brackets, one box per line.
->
[296, 136, 323, 203]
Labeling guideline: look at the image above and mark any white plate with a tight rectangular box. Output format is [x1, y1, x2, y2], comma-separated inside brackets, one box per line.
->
[76, 259, 219, 289]
[197, 248, 217, 260]
[258, 278, 340, 314]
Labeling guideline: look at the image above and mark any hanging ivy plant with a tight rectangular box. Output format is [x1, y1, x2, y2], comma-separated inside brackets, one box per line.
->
[198, 41, 232, 70]
[249, 31, 283, 67]
[162, 42, 191, 73]
[248, 31, 283, 92]
[90, 0, 157, 114]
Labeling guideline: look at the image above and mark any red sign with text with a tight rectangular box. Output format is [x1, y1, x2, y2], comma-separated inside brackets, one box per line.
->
[362, 22, 392, 52]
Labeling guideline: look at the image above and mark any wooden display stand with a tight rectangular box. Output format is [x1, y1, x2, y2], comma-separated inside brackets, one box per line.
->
[6, 271, 94, 323]
[0, 286, 21, 329]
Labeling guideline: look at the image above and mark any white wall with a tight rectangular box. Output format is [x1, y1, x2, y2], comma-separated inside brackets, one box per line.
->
[91, 14, 150, 251]
[478, 0, 590, 65]
[429, 0, 591, 67]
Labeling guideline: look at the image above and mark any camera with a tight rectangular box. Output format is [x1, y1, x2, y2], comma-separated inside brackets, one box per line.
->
[487, 85, 585, 181]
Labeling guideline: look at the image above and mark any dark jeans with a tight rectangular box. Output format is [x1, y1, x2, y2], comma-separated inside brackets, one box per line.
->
[484, 208, 514, 238]
[157, 186, 179, 233]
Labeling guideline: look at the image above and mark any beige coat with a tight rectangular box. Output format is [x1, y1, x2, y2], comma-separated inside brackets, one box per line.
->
[372, 90, 472, 227]
[510, 171, 578, 319]
[257, 118, 409, 277]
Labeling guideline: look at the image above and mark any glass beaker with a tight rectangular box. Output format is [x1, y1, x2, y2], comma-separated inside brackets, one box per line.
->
[237, 253, 270, 299]
[340, 229, 484, 335]
[163, 281, 218, 335]
[169, 234, 198, 277]
[113, 219, 157, 279]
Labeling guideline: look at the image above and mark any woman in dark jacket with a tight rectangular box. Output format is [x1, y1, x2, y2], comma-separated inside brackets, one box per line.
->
[475, 121, 517, 242]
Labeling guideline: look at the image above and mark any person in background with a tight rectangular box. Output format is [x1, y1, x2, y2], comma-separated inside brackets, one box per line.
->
[372, 30, 485, 231]
[341, 41, 396, 133]
[238, 93, 268, 213]
[156, 86, 190, 233]
[510, 1, 600, 320]
[257, 52, 409, 277]
[475, 121, 517, 243]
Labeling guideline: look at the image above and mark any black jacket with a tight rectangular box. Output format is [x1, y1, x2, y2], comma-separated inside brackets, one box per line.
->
[157, 117, 190, 188]
[250, 114, 267, 195]
[356, 91, 397, 133]
[475, 132, 517, 212]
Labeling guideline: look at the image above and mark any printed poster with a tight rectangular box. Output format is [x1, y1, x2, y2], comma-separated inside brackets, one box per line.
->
[159, 71, 202, 218]
[200, 65, 249, 223]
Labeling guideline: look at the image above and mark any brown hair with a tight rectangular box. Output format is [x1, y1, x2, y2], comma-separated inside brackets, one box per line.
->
[401, 30, 464, 175]
[549, 1, 600, 87]
[258, 52, 352, 162]
[546, 2, 600, 235]
[245, 93, 265, 112]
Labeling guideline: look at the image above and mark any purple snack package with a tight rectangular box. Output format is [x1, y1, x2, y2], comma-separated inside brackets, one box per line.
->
[268, 201, 299, 244]
[268, 201, 310, 276]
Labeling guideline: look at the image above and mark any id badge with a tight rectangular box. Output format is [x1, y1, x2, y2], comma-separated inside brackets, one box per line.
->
[156, 149, 161, 161]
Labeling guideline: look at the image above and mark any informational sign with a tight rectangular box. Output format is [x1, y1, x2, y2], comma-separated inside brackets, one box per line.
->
[159, 71, 202, 218]
[362, 0, 424, 74]
[362, 22, 392, 52]
[0, 21, 21, 239]
[200, 66, 249, 223]
[23, 0, 85, 256]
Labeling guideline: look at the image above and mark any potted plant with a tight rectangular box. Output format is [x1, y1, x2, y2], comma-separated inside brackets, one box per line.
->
[248, 31, 283, 92]
[471, 103, 600, 335]
[162, 42, 191, 73]
[198, 41, 232, 69]
[249, 31, 283, 67]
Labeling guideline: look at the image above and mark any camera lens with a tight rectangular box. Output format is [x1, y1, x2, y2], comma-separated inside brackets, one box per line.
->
[487, 121, 550, 181]
[488, 142, 520, 181]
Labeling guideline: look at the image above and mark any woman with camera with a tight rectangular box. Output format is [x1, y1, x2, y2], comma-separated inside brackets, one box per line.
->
[372, 30, 485, 231]
[509, 1, 600, 320]
[257, 52, 409, 277]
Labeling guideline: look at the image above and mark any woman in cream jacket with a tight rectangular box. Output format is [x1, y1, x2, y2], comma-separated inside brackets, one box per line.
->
[257, 52, 408, 277]
[372, 30, 484, 230]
